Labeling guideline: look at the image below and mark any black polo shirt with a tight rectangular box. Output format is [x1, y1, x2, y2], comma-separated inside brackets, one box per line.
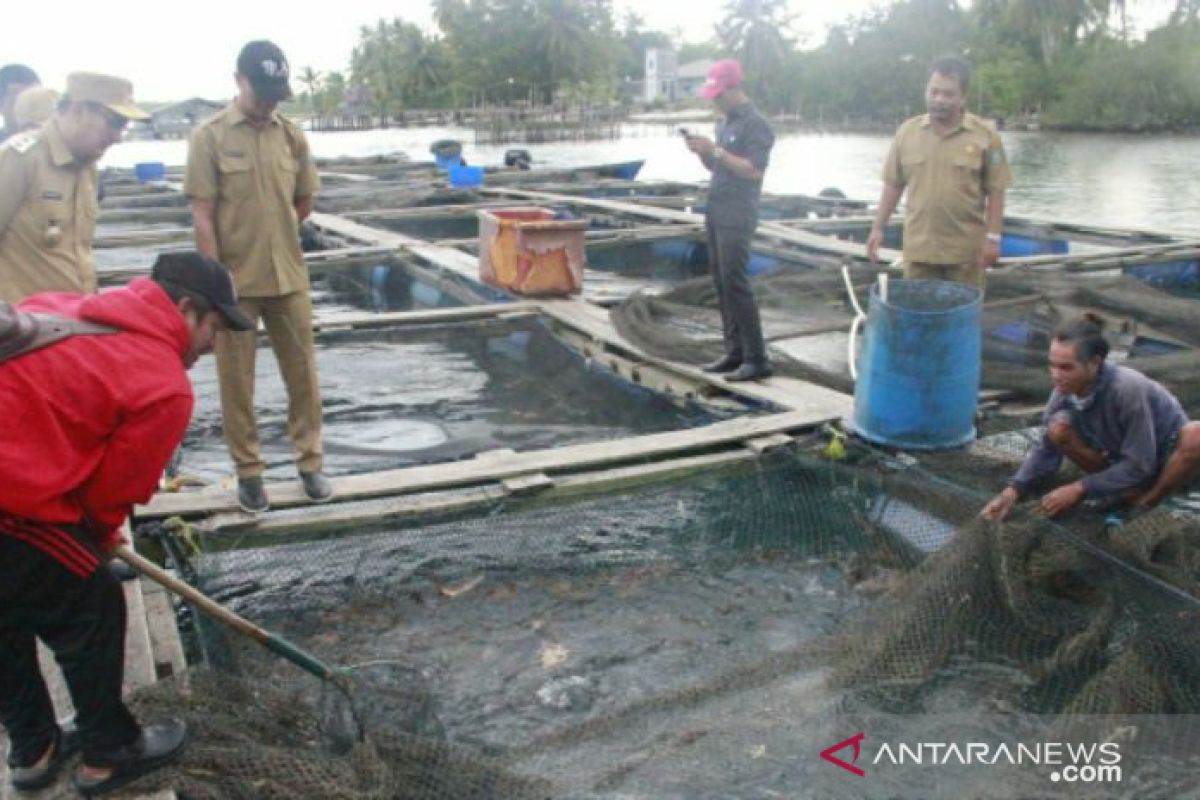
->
[706, 102, 775, 228]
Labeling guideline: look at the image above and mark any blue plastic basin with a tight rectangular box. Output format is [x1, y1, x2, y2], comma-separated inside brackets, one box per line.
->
[851, 279, 982, 450]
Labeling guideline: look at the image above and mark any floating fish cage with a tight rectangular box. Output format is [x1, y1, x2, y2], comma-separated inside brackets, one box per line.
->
[67, 159, 1200, 800]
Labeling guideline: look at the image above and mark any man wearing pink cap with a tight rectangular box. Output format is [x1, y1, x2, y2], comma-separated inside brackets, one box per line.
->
[683, 58, 775, 382]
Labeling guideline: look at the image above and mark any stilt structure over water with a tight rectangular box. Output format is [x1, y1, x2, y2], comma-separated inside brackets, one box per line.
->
[472, 105, 624, 144]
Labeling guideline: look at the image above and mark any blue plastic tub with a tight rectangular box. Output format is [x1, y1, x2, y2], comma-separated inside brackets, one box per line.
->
[596, 160, 645, 180]
[449, 165, 484, 188]
[1000, 233, 1068, 258]
[134, 162, 165, 183]
[851, 279, 982, 450]
[1125, 260, 1200, 291]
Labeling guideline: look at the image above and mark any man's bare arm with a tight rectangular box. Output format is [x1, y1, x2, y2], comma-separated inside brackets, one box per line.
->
[978, 188, 1006, 268]
[294, 195, 313, 222]
[190, 198, 219, 260]
[867, 183, 904, 263]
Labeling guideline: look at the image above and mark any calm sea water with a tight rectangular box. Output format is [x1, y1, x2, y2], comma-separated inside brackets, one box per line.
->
[104, 122, 1200, 233]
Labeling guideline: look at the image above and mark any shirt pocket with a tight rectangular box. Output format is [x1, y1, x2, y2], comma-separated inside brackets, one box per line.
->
[952, 153, 982, 175]
[217, 156, 255, 200]
[35, 194, 69, 249]
[275, 151, 298, 199]
[898, 153, 926, 186]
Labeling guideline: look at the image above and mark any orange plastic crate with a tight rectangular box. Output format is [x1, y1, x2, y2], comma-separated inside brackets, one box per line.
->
[477, 208, 588, 296]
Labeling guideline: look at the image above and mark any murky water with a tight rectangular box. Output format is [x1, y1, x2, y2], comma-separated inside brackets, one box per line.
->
[105, 123, 1200, 232]
[178, 318, 717, 485]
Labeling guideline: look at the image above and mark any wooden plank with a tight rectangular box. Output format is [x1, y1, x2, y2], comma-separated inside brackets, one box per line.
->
[551, 325, 745, 412]
[137, 408, 843, 519]
[142, 583, 188, 685]
[343, 201, 513, 220]
[477, 186, 902, 263]
[312, 303, 538, 332]
[199, 451, 758, 539]
[304, 245, 398, 264]
[474, 448, 517, 462]
[122, 579, 158, 694]
[536, 296, 853, 415]
[95, 229, 194, 248]
[98, 208, 193, 225]
[310, 208, 854, 412]
[202, 486, 510, 537]
[745, 433, 793, 454]
[501, 472, 556, 496]
[313, 209, 854, 414]
[998, 240, 1200, 270]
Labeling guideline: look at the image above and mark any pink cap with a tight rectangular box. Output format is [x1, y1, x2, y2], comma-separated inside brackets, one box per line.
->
[699, 59, 744, 99]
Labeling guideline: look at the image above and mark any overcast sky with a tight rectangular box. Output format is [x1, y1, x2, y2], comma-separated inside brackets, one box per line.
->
[0, 0, 1178, 102]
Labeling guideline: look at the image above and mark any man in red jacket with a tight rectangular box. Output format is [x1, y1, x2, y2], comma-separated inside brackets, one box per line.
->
[0, 252, 251, 796]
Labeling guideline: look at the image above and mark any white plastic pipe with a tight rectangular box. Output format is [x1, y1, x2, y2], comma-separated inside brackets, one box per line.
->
[843, 265, 866, 381]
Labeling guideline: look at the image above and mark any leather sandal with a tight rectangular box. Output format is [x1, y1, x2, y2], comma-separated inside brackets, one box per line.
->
[73, 719, 188, 798]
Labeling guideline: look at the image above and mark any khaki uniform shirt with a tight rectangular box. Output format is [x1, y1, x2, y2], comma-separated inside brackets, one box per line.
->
[882, 112, 1012, 265]
[183, 105, 319, 298]
[0, 122, 99, 303]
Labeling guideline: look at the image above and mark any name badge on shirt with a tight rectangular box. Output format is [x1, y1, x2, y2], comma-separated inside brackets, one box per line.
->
[41, 191, 64, 201]
[222, 150, 245, 158]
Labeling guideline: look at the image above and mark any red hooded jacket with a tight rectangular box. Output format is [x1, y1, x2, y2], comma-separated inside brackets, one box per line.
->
[0, 278, 194, 562]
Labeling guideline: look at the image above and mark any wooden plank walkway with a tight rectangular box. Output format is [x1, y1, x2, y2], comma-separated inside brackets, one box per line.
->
[115, 193, 851, 525]
[138, 407, 844, 519]
[479, 185, 1200, 271]
[307, 210, 853, 415]
[477, 186, 904, 264]
[197, 447, 767, 538]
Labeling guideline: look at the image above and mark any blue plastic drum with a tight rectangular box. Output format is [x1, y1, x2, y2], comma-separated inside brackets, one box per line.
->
[851, 279, 982, 450]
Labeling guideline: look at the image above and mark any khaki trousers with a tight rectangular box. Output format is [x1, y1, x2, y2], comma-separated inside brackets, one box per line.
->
[903, 261, 986, 290]
[214, 291, 323, 478]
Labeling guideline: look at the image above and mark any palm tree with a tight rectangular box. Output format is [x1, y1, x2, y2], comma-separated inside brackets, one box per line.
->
[297, 66, 322, 113]
[399, 25, 446, 104]
[717, 0, 796, 109]
[1003, 0, 1106, 64]
[533, 0, 594, 103]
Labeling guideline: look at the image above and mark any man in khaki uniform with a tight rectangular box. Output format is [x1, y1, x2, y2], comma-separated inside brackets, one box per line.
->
[0, 73, 148, 303]
[1, 64, 40, 143]
[13, 87, 59, 132]
[185, 40, 331, 513]
[867, 56, 1012, 289]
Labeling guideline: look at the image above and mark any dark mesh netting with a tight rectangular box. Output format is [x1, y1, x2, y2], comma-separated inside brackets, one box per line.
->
[116, 438, 1200, 798]
[611, 267, 1200, 406]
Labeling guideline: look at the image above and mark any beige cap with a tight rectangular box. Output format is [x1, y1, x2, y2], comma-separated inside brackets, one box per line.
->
[65, 71, 150, 121]
[14, 86, 58, 129]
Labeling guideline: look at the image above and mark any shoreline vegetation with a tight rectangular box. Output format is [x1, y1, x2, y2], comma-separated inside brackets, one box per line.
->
[155, 1, 1200, 136]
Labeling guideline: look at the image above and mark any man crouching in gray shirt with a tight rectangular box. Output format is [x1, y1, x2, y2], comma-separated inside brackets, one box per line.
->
[981, 313, 1200, 521]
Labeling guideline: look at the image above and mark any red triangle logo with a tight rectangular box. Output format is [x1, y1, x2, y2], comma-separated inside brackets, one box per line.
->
[821, 732, 866, 777]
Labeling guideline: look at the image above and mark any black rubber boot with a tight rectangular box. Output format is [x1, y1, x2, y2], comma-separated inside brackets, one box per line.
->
[237, 477, 269, 514]
[725, 362, 774, 382]
[300, 470, 334, 503]
[701, 354, 742, 373]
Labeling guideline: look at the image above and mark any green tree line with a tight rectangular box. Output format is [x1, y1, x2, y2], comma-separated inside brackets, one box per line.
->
[294, 0, 1200, 131]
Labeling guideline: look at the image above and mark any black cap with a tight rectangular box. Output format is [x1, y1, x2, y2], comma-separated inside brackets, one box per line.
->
[236, 40, 293, 102]
[151, 252, 254, 332]
[0, 64, 39, 95]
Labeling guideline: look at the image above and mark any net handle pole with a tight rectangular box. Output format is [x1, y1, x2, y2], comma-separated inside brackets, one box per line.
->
[115, 544, 344, 684]
[842, 264, 866, 381]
